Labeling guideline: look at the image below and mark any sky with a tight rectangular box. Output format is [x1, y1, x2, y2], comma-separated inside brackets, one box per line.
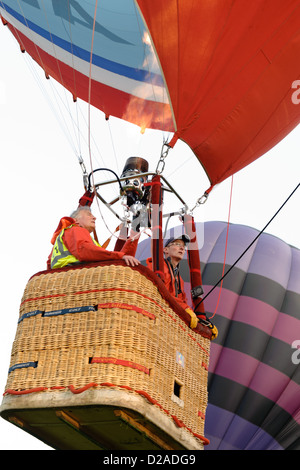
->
[0, 23, 299, 450]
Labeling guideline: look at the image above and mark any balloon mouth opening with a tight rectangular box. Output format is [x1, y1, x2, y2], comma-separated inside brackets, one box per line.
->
[120, 157, 150, 207]
[121, 157, 149, 176]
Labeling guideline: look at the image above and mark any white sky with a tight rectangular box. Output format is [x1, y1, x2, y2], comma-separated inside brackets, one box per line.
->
[0, 24, 299, 450]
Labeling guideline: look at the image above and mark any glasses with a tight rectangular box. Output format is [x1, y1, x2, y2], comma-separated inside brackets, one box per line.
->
[168, 242, 186, 250]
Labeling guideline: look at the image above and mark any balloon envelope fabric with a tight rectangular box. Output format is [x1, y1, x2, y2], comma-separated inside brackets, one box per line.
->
[136, 221, 300, 450]
[2, 0, 300, 187]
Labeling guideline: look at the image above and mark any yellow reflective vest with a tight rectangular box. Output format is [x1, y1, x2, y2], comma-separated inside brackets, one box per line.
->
[50, 225, 101, 269]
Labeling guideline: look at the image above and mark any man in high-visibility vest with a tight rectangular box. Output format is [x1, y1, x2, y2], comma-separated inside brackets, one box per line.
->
[47, 206, 140, 270]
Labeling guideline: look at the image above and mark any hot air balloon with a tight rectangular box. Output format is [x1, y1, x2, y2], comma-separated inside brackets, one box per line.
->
[1, 0, 300, 188]
[0, 0, 300, 450]
[136, 221, 300, 450]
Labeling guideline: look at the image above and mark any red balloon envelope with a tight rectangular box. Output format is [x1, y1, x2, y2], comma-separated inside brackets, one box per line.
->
[1, 0, 300, 188]
[137, 0, 300, 187]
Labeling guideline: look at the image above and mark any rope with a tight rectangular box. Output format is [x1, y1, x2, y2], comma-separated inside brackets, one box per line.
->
[40, 0, 80, 148]
[85, 1, 117, 244]
[87, 0, 98, 182]
[5, 2, 92, 164]
[66, 0, 82, 156]
[199, 181, 300, 307]
[209, 175, 233, 319]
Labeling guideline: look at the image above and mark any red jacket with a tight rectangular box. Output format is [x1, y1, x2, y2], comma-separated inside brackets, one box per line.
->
[47, 217, 138, 269]
[146, 257, 190, 311]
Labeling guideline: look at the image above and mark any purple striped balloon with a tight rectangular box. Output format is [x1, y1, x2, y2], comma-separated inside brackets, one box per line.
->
[136, 221, 300, 450]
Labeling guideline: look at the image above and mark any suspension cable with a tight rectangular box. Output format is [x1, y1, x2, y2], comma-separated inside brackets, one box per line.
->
[209, 175, 234, 319]
[87, 0, 98, 187]
[196, 182, 300, 308]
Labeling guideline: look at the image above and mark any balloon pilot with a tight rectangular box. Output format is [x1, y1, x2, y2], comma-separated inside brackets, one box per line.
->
[146, 235, 218, 338]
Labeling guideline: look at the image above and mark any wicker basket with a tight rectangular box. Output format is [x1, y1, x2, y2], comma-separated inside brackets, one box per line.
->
[2, 262, 211, 449]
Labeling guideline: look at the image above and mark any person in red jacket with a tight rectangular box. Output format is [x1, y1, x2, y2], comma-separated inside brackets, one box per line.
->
[146, 235, 198, 329]
[47, 206, 140, 270]
[146, 235, 218, 337]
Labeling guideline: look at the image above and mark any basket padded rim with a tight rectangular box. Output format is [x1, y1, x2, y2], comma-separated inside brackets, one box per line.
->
[30, 260, 212, 339]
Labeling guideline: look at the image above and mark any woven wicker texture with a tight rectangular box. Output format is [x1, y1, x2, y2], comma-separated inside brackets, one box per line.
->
[6, 264, 210, 437]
